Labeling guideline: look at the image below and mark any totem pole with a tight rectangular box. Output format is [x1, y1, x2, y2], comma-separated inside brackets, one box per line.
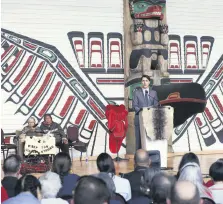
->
[124, 0, 170, 153]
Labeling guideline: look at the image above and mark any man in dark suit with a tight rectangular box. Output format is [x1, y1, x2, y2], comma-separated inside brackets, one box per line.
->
[132, 75, 159, 150]
[120, 149, 151, 198]
[2, 155, 21, 198]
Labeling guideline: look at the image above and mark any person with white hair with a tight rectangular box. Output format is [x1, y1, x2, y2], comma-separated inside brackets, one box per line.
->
[39, 171, 68, 204]
[18, 116, 42, 159]
[178, 162, 214, 201]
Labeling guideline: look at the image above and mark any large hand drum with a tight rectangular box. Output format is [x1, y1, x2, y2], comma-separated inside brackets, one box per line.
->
[24, 136, 56, 156]
[139, 106, 174, 167]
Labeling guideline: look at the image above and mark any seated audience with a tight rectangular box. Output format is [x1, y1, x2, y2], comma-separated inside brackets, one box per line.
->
[18, 117, 41, 158]
[74, 176, 118, 204]
[92, 172, 116, 198]
[120, 149, 151, 198]
[40, 114, 69, 154]
[128, 167, 160, 204]
[178, 162, 214, 201]
[3, 175, 41, 204]
[93, 173, 126, 203]
[169, 181, 202, 204]
[97, 153, 131, 201]
[176, 152, 200, 179]
[52, 152, 79, 199]
[209, 159, 223, 204]
[177, 153, 214, 188]
[2, 155, 21, 198]
[150, 172, 176, 204]
[39, 171, 68, 204]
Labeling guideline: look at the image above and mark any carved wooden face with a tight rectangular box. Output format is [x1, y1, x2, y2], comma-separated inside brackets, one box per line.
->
[129, 0, 166, 20]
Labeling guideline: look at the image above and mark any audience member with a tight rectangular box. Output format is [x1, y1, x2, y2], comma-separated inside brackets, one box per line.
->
[169, 181, 202, 204]
[150, 172, 176, 204]
[92, 172, 116, 198]
[176, 152, 200, 179]
[128, 167, 160, 204]
[97, 153, 132, 201]
[92, 173, 126, 203]
[209, 159, 223, 204]
[52, 152, 79, 199]
[40, 114, 69, 154]
[2, 155, 21, 198]
[3, 175, 41, 204]
[120, 149, 151, 198]
[39, 171, 68, 204]
[74, 176, 111, 204]
[178, 162, 213, 200]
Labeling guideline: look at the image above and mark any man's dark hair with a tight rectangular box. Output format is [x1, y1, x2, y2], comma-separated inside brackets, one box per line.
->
[15, 175, 41, 198]
[141, 75, 151, 81]
[176, 153, 200, 179]
[74, 176, 110, 204]
[150, 172, 176, 204]
[171, 181, 200, 204]
[96, 153, 116, 175]
[44, 114, 52, 121]
[209, 158, 223, 182]
[3, 154, 21, 175]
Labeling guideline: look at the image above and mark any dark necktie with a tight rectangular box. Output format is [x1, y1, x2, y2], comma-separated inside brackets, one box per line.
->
[145, 90, 149, 106]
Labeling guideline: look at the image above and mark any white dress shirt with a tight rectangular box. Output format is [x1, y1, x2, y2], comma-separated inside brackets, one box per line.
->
[142, 88, 149, 97]
[209, 183, 223, 204]
[112, 175, 132, 201]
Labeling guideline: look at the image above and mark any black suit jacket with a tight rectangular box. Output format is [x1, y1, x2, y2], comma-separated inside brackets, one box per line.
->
[1, 176, 18, 198]
[121, 166, 147, 198]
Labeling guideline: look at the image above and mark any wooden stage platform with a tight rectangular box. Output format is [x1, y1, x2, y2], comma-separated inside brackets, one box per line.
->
[2, 151, 222, 179]
[69, 151, 223, 177]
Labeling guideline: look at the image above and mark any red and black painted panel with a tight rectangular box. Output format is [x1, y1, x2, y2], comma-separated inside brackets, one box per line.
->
[67, 31, 85, 68]
[107, 32, 123, 74]
[1, 28, 109, 132]
[183, 35, 201, 74]
[168, 35, 182, 74]
[88, 32, 104, 71]
[200, 36, 214, 69]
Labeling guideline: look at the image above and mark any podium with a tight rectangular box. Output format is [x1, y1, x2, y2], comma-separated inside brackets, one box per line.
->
[139, 106, 174, 168]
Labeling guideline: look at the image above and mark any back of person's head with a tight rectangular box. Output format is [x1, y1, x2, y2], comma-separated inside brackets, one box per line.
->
[74, 176, 110, 204]
[140, 167, 160, 195]
[92, 172, 116, 197]
[3, 154, 21, 176]
[171, 181, 201, 204]
[209, 158, 223, 182]
[39, 171, 62, 199]
[15, 175, 41, 198]
[150, 172, 176, 204]
[96, 153, 115, 175]
[52, 152, 72, 183]
[134, 149, 150, 167]
[178, 162, 211, 198]
[178, 153, 200, 172]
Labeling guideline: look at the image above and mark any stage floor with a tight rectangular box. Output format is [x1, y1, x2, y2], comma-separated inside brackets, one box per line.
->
[70, 152, 223, 177]
[2, 152, 222, 179]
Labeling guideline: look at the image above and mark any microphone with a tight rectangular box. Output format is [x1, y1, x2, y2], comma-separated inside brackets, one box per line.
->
[145, 90, 161, 108]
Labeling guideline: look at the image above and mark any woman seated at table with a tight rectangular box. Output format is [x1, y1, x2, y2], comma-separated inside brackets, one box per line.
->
[18, 117, 41, 158]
